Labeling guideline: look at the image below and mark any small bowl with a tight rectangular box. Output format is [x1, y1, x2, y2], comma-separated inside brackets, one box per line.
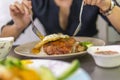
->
[87, 45, 120, 68]
[0, 37, 14, 61]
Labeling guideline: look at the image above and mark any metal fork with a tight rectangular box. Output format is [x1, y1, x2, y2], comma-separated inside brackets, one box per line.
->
[73, 1, 84, 36]
[23, 2, 44, 40]
[30, 12, 44, 40]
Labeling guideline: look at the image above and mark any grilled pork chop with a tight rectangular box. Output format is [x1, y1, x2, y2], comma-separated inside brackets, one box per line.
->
[32, 33, 85, 55]
[43, 37, 76, 55]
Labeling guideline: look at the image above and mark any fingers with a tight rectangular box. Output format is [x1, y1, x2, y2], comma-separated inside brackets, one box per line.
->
[84, 0, 99, 5]
[22, 0, 32, 9]
[9, 0, 32, 15]
[85, 0, 92, 5]
[96, 0, 102, 5]
[91, 0, 97, 5]
[10, 1, 24, 14]
[22, 0, 32, 14]
[9, 4, 19, 14]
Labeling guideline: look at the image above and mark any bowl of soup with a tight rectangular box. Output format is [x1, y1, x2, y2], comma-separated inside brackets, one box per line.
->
[87, 45, 120, 68]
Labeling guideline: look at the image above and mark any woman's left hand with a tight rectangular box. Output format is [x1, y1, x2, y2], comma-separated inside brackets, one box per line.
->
[84, 0, 111, 11]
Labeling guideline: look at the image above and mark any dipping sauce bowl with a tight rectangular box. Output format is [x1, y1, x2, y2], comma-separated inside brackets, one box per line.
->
[87, 45, 120, 68]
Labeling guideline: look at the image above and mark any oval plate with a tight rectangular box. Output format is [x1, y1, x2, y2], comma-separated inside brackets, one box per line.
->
[14, 37, 105, 59]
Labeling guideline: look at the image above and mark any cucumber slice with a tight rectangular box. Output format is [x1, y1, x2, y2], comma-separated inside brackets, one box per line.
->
[57, 60, 80, 80]
[79, 41, 93, 49]
[39, 66, 57, 80]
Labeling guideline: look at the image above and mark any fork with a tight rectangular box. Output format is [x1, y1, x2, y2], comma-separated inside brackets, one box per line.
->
[73, 1, 84, 36]
[30, 12, 44, 40]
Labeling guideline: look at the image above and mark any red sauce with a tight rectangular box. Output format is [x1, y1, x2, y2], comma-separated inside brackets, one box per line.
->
[95, 50, 119, 55]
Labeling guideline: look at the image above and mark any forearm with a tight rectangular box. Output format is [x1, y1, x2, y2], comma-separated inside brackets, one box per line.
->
[0, 24, 24, 39]
[106, 6, 120, 32]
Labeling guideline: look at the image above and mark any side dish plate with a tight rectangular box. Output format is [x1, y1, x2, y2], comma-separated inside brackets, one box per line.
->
[22, 59, 91, 80]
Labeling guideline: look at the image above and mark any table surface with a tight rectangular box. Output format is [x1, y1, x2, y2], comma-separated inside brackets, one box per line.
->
[9, 41, 120, 80]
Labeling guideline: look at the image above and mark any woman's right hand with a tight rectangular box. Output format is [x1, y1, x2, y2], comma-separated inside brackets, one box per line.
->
[9, 0, 32, 30]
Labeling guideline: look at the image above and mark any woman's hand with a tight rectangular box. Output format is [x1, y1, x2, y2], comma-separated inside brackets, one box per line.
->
[84, 0, 111, 12]
[9, 0, 32, 30]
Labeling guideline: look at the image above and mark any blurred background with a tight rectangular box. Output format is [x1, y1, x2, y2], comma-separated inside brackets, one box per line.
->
[0, 0, 120, 45]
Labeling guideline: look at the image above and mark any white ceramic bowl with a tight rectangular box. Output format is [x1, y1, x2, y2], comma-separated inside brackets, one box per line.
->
[0, 37, 14, 61]
[87, 45, 120, 68]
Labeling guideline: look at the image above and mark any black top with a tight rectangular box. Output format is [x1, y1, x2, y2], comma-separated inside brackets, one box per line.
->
[31, 0, 110, 36]
[7, 0, 113, 36]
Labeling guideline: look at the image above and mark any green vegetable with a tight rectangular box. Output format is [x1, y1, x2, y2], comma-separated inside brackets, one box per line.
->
[39, 66, 57, 80]
[0, 57, 81, 80]
[57, 60, 80, 80]
[79, 41, 93, 49]
[38, 60, 80, 80]
[0, 57, 23, 69]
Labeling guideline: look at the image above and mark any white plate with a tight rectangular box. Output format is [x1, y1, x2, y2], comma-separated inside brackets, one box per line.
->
[14, 37, 105, 59]
[24, 59, 91, 80]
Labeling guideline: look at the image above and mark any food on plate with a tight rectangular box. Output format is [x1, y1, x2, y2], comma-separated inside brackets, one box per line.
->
[39, 59, 80, 80]
[32, 33, 93, 55]
[32, 33, 70, 54]
[57, 59, 80, 80]
[0, 57, 80, 80]
[0, 57, 41, 80]
[43, 37, 76, 55]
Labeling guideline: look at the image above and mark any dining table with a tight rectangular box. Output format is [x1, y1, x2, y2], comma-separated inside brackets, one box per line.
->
[8, 41, 120, 80]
